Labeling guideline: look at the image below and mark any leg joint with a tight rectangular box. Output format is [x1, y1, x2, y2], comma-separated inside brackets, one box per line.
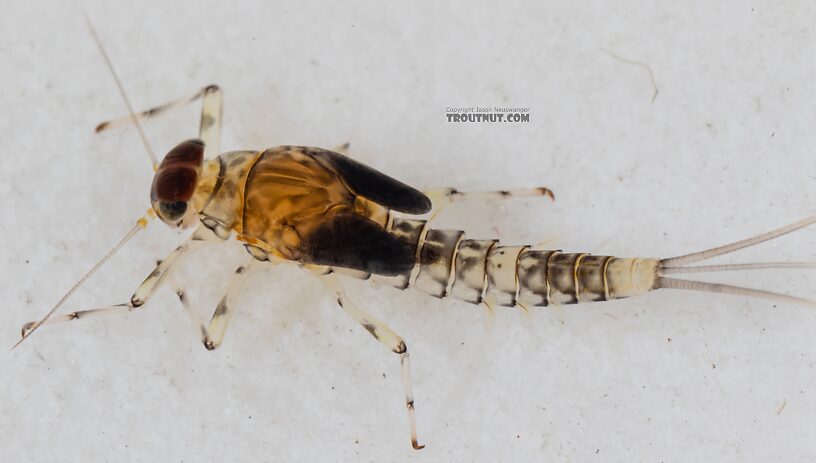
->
[393, 340, 407, 354]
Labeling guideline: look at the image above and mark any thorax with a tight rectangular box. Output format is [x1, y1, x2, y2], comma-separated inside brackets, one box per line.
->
[196, 147, 368, 261]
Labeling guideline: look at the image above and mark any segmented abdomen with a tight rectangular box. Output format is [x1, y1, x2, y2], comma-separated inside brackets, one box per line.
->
[366, 218, 658, 307]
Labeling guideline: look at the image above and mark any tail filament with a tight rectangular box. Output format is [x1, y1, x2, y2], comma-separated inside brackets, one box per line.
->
[656, 215, 816, 308]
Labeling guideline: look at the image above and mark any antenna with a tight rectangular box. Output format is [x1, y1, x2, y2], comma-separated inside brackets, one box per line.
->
[82, 11, 159, 169]
[12, 14, 162, 349]
[12, 216, 153, 349]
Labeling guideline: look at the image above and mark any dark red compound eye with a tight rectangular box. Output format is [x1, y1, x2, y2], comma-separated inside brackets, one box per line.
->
[150, 139, 205, 203]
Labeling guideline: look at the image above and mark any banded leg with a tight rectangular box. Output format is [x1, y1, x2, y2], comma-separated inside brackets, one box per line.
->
[166, 260, 255, 350]
[326, 147, 550, 212]
[96, 85, 223, 159]
[318, 273, 424, 450]
[20, 303, 132, 337]
[19, 226, 218, 338]
[168, 275, 208, 345]
[131, 226, 218, 306]
[424, 186, 555, 220]
[202, 260, 255, 350]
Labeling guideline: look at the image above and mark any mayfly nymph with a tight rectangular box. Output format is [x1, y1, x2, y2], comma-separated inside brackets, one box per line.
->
[15, 17, 816, 450]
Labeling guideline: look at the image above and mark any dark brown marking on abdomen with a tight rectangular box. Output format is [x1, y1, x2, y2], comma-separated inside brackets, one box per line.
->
[517, 250, 558, 307]
[576, 255, 611, 302]
[451, 239, 497, 304]
[414, 229, 465, 298]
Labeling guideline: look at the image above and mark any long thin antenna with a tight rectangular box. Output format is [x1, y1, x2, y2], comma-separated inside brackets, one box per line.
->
[660, 215, 816, 267]
[82, 11, 159, 169]
[11, 216, 152, 350]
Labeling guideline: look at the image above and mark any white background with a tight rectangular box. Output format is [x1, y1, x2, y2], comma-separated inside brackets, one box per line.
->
[2, 1, 816, 461]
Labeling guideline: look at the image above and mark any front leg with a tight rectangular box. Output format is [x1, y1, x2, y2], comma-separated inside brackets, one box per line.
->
[18, 225, 219, 339]
[95, 85, 223, 159]
[131, 226, 218, 306]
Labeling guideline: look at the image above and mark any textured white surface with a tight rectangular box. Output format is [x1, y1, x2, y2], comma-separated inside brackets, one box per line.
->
[3, 1, 816, 461]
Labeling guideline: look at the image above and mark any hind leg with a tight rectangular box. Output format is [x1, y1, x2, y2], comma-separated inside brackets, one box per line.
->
[424, 186, 555, 220]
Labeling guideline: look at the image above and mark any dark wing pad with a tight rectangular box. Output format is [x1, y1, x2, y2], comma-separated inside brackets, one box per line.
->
[303, 213, 417, 276]
[308, 148, 432, 214]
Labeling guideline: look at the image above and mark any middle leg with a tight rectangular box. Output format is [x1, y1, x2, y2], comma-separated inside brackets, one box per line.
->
[169, 257, 259, 351]
[317, 272, 425, 450]
[201, 259, 256, 350]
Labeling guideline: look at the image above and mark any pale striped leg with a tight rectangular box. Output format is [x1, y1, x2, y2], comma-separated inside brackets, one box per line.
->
[323, 148, 550, 211]
[167, 275, 208, 345]
[318, 273, 425, 450]
[131, 226, 217, 306]
[166, 260, 256, 350]
[197, 86, 223, 159]
[202, 260, 255, 350]
[19, 226, 217, 338]
[20, 304, 132, 337]
[96, 85, 223, 159]
[424, 186, 555, 220]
